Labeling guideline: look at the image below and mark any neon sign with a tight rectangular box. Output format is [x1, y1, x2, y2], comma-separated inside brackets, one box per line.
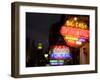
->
[50, 53, 71, 59]
[64, 36, 78, 41]
[50, 60, 64, 65]
[64, 19, 88, 29]
[60, 26, 89, 39]
[53, 45, 70, 53]
[50, 45, 71, 59]
[66, 40, 82, 47]
[60, 26, 89, 47]
[49, 45, 72, 65]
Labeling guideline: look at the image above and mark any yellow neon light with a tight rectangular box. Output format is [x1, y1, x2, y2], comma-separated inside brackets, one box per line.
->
[64, 36, 78, 41]
[64, 19, 88, 29]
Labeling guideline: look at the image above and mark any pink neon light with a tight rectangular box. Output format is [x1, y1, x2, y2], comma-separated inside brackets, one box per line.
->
[54, 45, 69, 50]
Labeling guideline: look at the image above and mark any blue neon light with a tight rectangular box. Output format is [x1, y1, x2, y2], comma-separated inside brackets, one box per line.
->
[50, 62, 63, 65]
[50, 53, 72, 59]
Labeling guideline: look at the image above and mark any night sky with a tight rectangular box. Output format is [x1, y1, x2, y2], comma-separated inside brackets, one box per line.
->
[26, 12, 64, 50]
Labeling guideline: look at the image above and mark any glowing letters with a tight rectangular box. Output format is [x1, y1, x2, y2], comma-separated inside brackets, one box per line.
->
[60, 26, 89, 39]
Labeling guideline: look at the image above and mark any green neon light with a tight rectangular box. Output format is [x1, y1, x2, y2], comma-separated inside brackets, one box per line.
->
[50, 60, 57, 63]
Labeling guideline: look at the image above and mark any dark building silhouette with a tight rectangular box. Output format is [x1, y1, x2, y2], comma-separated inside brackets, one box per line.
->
[49, 15, 67, 47]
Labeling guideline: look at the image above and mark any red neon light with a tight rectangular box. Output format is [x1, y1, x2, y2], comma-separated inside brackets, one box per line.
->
[60, 26, 89, 47]
[66, 40, 82, 47]
[60, 26, 89, 39]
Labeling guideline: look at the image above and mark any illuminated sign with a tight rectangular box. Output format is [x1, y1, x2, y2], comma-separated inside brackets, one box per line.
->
[79, 38, 86, 42]
[64, 36, 78, 41]
[65, 20, 88, 29]
[64, 17, 88, 29]
[53, 45, 70, 53]
[50, 60, 64, 65]
[50, 45, 71, 59]
[60, 26, 89, 39]
[50, 53, 71, 59]
[60, 26, 89, 47]
[66, 40, 82, 47]
[49, 45, 72, 65]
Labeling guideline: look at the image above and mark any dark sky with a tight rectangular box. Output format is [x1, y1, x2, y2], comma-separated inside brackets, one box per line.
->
[26, 13, 89, 51]
[26, 12, 63, 50]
